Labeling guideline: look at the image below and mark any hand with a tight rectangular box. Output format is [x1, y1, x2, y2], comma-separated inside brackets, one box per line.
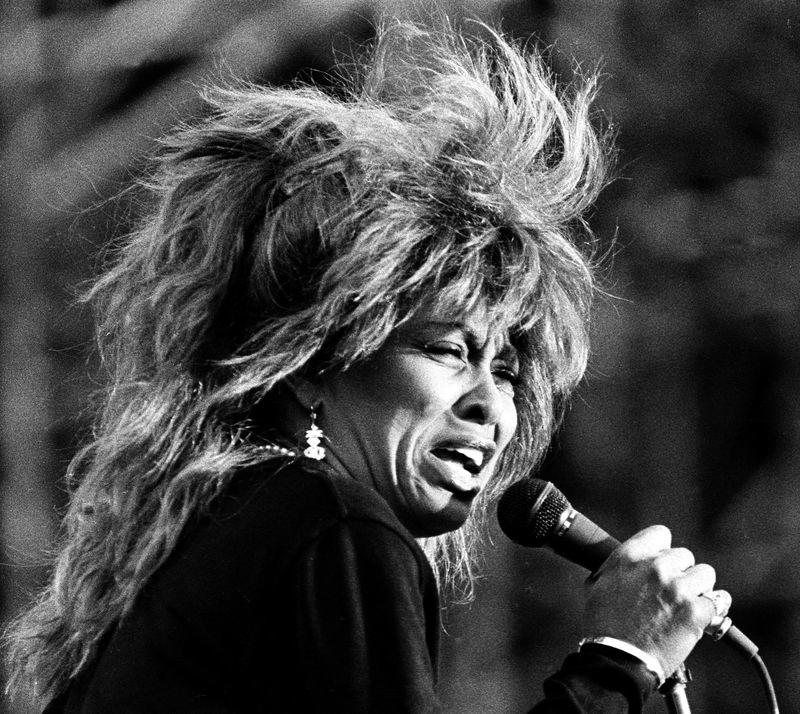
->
[582, 525, 732, 677]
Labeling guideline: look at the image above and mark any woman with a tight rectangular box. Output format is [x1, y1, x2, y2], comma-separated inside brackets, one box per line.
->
[5, 21, 728, 712]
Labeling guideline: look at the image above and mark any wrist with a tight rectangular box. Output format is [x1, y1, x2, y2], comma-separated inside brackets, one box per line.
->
[578, 636, 666, 688]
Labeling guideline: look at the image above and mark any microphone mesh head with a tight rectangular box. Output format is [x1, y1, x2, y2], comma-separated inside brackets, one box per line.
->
[496, 478, 571, 547]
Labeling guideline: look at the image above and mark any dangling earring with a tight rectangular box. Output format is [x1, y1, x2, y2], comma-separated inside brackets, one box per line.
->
[303, 406, 326, 460]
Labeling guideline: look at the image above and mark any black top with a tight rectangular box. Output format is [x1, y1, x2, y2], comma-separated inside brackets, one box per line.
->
[46, 459, 655, 713]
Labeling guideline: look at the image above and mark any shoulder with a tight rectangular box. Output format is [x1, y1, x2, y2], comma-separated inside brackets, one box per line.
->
[139, 458, 436, 624]
[206, 458, 431, 576]
[222, 458, 400, 527]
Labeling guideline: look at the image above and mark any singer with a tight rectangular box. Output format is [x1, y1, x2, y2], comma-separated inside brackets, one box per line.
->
[4, 21, 729, 713]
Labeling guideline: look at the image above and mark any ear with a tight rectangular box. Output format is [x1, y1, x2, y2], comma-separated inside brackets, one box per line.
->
[284, 375, 322, 411]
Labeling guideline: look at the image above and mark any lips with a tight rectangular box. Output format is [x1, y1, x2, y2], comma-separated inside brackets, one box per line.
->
[429, 439, 496, 491]
[431, 446, 485, 474]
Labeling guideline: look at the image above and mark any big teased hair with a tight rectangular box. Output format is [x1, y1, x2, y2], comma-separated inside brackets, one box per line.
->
[5, 20, 608, 703]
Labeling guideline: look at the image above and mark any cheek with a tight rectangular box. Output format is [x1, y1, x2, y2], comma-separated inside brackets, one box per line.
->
[370, 368, 456, 470]
[389, 386, 447, 459]
[498, 395, 519, 448]
[331, 363, 434, 455]
[371, 357, 453, 421]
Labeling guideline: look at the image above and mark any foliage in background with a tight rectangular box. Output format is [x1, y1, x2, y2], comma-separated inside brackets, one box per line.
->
[1, 1, 797, 711]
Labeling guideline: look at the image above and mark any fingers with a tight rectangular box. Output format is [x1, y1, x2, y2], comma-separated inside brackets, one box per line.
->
[699, 589, 733, 623]
[614, 527, 694, 572]
[614, 528, 730, 629]
[665, 564, 733, 631]
[615, 524, 672, 561]
[679, 562, 716, 594]
[654, 547, 695, 574]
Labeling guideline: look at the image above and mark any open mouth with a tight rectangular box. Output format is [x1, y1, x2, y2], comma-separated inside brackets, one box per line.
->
[430, 446, 486, 475]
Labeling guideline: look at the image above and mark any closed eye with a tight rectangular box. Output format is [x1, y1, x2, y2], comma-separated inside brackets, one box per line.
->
[493, 367, 519, 383]
[492, 363, 520, 395]
[423, 341, 466, 360]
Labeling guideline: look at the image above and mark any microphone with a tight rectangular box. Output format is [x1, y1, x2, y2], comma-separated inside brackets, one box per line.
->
[496, 477, 758, 658]
[497, 477, 619, 571]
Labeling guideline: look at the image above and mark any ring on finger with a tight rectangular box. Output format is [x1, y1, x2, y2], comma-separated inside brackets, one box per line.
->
[700, 591, 726, 618]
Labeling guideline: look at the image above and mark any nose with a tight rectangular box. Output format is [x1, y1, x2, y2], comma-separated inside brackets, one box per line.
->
[452, 367, 508, 427]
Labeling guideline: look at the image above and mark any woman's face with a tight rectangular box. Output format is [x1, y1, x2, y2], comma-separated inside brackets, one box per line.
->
[315, 304, 519, 537]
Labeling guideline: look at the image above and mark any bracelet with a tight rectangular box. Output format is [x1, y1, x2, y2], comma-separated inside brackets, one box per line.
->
[578, 636, 666, 688]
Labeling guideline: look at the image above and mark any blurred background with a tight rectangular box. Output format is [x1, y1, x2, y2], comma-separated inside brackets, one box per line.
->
[1, 0, 798, 712]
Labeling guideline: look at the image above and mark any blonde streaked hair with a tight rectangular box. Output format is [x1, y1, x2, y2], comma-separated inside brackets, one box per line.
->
[5, 20, 608, 704]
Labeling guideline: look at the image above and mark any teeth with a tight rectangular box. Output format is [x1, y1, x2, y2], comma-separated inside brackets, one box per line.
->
[452, 447, 484, 469]
[432, 445, 490, 475]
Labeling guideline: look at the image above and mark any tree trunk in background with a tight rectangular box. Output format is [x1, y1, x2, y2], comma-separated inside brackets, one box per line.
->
[0, 0, 60, 624]
[1, 3, 60, 710]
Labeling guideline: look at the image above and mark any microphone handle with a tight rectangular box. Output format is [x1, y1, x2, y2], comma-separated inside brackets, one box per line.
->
[549, 508, 618, 572]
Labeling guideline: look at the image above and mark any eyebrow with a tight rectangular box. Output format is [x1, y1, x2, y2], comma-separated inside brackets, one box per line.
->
[416, 320, 520, 362]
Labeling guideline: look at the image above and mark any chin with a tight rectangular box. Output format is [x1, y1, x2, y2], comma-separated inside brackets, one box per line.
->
[404, 501, 472, 538]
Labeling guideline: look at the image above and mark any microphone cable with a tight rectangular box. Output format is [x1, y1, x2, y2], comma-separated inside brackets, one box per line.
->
[752, 653, 779, 714]
[706, 618, 780, 714]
